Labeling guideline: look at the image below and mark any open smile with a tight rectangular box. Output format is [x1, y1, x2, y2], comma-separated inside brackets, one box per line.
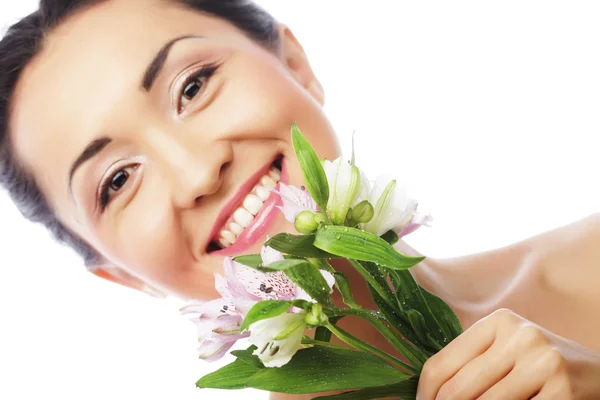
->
[206, 155, 286, 255]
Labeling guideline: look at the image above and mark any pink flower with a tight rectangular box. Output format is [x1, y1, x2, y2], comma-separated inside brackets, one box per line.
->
[227, 245, 334, 304]
[275, 183, 318, 223]
[182, 246, 334, 362]
[397, 210, 433, 239]
[180, 298, 249, 362]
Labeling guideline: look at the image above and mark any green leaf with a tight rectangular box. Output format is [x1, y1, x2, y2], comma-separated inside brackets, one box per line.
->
[420, 287, 463, 341]
[312, 378, 418, 399]
[365, 280, 428, 355]
[353, 260, 399, 313]
[264, 259, 311, 271]
[233, 254, 306, 272]
[240, 300, 293, 332]
[406, 309, 429, 346]
[291, 122, 329, 211]
[196, 357, 260, 389]
[266, 233, 334, 258]
[231, 346, 264, 369]
[246, 346, 411, 394]
[314, 226, 425, 269]
[232, 254, 270, 271]
[381, 230, 399, 245]
[360, 262, 432, 355]
[390, 270, 461, 347]
[284, 261, 332, 305]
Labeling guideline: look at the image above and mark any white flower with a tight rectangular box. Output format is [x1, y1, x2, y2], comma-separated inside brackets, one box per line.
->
[323, 157, 369, 225]
[249, 312, 306, 368]
[361, 176, 427, 237]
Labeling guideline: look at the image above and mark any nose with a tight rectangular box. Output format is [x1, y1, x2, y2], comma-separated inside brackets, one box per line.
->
[171, 149, 228, 209]
[147, 128, 232, 209]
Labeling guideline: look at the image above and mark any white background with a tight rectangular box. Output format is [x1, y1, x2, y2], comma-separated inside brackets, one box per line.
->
[1, 1, 599, 399]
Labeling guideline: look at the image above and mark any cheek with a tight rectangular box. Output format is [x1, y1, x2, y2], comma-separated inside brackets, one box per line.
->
[99, 187, 191, 286]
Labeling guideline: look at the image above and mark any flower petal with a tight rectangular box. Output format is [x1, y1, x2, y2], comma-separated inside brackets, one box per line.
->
[197, 339, 236, 362]
[249, 313, 306, 368]
[261, 245, 284, 266]
[230, 261, 296, 301]
[397, 212, 433, 238]
[180, 298, 230, 319]
[320, 270, 336, 293]
[275, 183, 318, 223]
[323, 158, 370, 225]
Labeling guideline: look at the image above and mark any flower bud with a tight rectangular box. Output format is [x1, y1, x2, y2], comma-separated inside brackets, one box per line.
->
[314, 211, 327, 225]
[350, 200, 374, 224]
[294, 210, 319, 234]
[304, 304, 328, 327]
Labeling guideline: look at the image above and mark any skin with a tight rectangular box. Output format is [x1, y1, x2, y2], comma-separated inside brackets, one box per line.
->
[8, 0, 600, 398]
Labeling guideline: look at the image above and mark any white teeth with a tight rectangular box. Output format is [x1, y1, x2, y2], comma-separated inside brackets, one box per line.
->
[229, 222, 244, 235]
[221, 230, 236, 244]
[213, 165, 282, 250]
[269, 168, 281, 180]
[260, 176, 277, 189]
[233, 208, 254, 228]
[218, 238, 232, 248]
[254, 186, 271, 201]
[243, 194, 263, 215]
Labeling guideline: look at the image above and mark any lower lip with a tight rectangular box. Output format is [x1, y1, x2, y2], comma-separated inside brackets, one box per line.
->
[211, 158, 288, 256]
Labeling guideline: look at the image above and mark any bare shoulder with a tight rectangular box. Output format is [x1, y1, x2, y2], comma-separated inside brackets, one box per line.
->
[525, 212, 600, 301]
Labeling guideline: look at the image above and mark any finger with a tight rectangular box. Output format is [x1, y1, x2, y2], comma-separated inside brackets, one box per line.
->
[532, 373, 572, 400]
[478, 347, 562, 400]
[416, 312, 500, 400]
[434, 340, 515, 399]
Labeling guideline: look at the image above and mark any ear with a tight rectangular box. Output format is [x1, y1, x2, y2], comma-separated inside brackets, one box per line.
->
[89, 263, 166, 298]
[277, 23, 325, 106]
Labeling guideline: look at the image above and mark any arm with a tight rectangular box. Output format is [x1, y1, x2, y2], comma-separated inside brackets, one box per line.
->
[414, 213, 600, 399]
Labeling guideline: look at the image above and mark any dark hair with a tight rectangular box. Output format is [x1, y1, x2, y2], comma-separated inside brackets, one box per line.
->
[0, 0, 280, 266]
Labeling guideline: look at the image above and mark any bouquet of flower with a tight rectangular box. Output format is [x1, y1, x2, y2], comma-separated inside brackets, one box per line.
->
[181, 124, 463, 399]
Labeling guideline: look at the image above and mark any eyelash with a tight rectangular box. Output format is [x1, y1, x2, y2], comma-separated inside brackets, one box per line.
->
[177, 61, 221, 113]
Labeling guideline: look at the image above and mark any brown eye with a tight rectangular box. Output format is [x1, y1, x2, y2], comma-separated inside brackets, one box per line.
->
[177, 63, 221, 113]
[180, 76, 206, 111]
[110, 170, 129, 191]
[183, 78, 202, 100]
[98, 165, 138, 212]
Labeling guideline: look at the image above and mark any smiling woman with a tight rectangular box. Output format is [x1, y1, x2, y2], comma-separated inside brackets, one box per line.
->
[2, 0, 339, 302]
[2, 1, 600, 399]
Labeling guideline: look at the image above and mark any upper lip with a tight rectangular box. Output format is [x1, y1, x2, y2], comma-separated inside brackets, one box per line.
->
[204, 155, 281, 252]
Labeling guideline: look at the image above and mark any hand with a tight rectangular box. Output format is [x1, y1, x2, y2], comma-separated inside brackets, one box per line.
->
[416, 308, 600, 399]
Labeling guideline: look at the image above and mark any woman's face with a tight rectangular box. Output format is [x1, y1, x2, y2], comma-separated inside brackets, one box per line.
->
[9, 0, 340, 299]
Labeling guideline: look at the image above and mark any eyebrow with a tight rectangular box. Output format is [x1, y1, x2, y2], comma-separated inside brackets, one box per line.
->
[68, 137, 112, 196]
[141, 34, 204, 91]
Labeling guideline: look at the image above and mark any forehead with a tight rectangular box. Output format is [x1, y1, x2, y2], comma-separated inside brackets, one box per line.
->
[9, 0, 252, 217]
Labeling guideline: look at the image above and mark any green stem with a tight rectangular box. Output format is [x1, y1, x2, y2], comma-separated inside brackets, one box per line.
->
[348, 259, 399, 313]
[330, 307, 428, 369]
[325, 322, 418, 375]
[301, 336, 350, 351]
